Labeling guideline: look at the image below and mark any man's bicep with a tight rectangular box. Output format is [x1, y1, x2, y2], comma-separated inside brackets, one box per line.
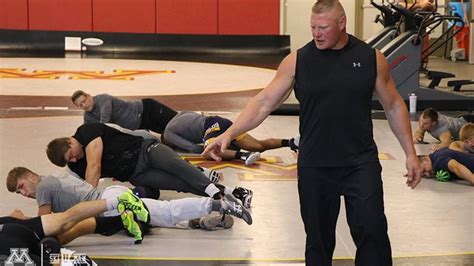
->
[438, 131, 453, 142]
[85, 137, 103, 164]
[98, 96, 113, 122]
[262, 53, 296, 109]
[373, 50, 400, 108]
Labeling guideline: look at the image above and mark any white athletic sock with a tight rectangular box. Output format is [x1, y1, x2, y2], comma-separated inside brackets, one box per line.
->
[106, 197, 119, 211]
[205, 184, 221, 197]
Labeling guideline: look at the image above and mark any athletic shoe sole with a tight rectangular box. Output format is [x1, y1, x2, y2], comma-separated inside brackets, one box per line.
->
[244, 152, 261, 166]
[199, 214, 234, 230]
[241, 189, 253, 209]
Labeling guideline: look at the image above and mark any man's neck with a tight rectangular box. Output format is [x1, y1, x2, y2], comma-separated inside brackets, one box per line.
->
[332, 33, 349, 50]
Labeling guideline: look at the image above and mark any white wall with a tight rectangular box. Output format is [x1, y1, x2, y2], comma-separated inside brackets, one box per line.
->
[282, 0, 356, 52]
[361, 0, 383, 40]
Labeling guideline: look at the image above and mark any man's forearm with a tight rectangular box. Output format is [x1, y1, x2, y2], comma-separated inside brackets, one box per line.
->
[85, 165, 101, 187]
[414, 128, 425, 142]
[439, 139, 452, 148]
[228, 95, 274, 139]
[387, 102, 417, 157]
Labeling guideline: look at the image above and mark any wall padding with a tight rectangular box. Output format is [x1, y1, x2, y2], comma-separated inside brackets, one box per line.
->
[29, 0, 92, 31]
[218, 0, 279, 35]
[156, 0, 217, 34]
[93, 0, 156, 33]
[0, 0, 28, 30]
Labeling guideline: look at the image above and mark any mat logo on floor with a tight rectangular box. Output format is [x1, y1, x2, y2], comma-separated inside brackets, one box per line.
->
[0, 68, 175, 80]
[48, 247, 96, 266]
[5, 248, 34, 265]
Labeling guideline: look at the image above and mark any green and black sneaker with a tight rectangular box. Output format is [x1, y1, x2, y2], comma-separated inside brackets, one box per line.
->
[118, 189, 151, 223]
[121, 210, 143, 244]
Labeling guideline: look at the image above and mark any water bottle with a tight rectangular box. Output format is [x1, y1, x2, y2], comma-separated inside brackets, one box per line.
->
[409, 93, 417, 113]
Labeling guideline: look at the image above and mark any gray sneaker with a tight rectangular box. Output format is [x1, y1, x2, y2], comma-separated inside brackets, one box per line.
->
[221, 194, 253, 225]
[199, 214, 234, 230]
[240, 152, 260, 166]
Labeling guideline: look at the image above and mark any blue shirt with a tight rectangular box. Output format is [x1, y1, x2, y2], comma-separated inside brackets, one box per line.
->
[429, 149, 474, 177]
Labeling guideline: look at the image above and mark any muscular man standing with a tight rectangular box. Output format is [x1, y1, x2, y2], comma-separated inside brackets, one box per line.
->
[204, 1, 421, 265]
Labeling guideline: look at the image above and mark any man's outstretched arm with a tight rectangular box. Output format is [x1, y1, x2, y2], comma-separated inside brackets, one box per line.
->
[374, 50, 421, 188]
[203, 52, 297, 160]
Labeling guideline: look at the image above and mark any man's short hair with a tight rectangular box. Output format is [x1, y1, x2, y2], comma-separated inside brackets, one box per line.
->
[71, 90, 88, 103]
[46, 137, 70, 167]
[6, 167, 36, 192]
[312, 0, 345, 18]
[421, 108, 438, 122]
[459, 123, 474, 141]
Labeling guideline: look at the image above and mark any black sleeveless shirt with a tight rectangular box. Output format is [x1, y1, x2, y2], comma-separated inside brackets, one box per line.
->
[68, 123, 142, 181]
[295, 35, 379, 167]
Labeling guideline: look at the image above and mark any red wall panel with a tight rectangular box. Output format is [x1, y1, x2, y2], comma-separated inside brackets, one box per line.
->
[218, 0, 279, 35]
[0, 0, 28, 30]
[93, 0, 155, 33]
[156, 0, 217, 34]
[29, 0, 92, 31]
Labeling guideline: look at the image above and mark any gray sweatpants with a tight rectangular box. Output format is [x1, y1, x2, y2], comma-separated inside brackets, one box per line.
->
[130, 141, 212, 196]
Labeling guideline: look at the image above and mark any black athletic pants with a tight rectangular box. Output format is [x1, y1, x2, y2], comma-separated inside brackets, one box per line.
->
[461, 114, 474, 123]
[298, 162, 392, 266]
[130, 141, 211, 196]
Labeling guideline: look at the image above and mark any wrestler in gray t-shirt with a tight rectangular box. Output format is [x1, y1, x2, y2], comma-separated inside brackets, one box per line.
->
[428, 113, 467, 141]
[163, 111, 207, 153]
[84, 94, 143, 129]
[35, 175, 103, 213]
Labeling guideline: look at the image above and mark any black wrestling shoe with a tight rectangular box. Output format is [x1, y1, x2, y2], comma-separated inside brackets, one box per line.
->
[289, 135, 300, 152]
[232, 186, 253, 208]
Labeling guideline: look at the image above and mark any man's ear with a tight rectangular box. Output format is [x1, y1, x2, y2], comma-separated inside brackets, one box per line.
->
[338, 15, 346, 30]
[26, 173, 35, 182]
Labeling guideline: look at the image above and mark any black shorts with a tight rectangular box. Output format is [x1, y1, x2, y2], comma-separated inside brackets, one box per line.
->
[0, 223, 46, 265]
[140, 98, 178, 134]
[0, 216, 45, 239]
[203, 116, 242, 150]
